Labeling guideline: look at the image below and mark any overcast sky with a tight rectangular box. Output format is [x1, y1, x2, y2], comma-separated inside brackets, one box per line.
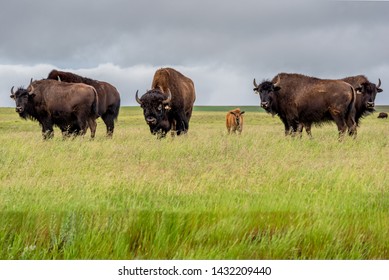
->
[1, 0, 388, 107]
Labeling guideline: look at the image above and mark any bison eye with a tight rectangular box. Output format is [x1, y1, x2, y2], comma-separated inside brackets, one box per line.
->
[157, 104, 163, 111]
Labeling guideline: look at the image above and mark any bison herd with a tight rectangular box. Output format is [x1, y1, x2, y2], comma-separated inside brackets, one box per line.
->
[9, 67, 384, 140]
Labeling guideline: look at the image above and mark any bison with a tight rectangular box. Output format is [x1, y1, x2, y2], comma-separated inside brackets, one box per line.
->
[10, 79, 99, 139]
[226, 108, 245, 134]
[135, 67, 196, 138]
[253, 73, 357, 139]
[378, 112, 388, 119]
[300, 76, 383, 137]
[47, 69, 121, 137]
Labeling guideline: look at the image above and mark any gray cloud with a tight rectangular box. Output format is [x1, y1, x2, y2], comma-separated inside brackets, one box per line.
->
[1, 0, 388, 107]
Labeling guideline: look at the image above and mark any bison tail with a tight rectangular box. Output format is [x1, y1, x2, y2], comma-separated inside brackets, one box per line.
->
[348, 86, 356, 116]
[113, 98, 120, 121]
[92, 88, 100, 118]
[346, 85, 357, 130]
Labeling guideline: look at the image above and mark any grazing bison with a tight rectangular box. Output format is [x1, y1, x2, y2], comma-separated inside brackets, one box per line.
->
[253, 73, 356, 139]
[47, 69, 121, 137]
[10, 79, 99, 139]
[301, 76, 383, 137]
[226, 108, 245, 134]
[136, 67, 196, 137]
[378, 112, 388, 119]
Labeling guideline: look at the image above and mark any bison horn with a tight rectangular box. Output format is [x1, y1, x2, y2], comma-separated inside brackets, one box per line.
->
[11, 86, 15, 95]
[135, 90, 142, 104]
[162, 89, 172, 104]
[57, 76, 61, 82]
[28, 85, 34, 95]
[253, 78, 258, 88]
[29, 78, 33, 85]
[274, 75, 281, 87]
[377, 78, 381, 88]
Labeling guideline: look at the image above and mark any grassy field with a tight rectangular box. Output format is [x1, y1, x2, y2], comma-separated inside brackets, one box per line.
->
[1, 106, 389, 259]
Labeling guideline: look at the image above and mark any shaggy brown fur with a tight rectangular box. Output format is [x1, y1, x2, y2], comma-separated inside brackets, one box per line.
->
[136, 68, 196, 137]
[226, 108, 245, 134]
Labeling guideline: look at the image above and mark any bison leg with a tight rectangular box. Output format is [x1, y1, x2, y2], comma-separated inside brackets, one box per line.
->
[347, 120, 357, 138]
[300, 123, 313, 139]
[289, 119, 300, 138]
[279, 117, 291, 136]
[40, 120, 54, 140]
[61, 126, 72, 139]
[175, 116, 188, 136]
[101, 113, 114, 138]
[332, 116, 347, 141]
[87, 119, 97, 139]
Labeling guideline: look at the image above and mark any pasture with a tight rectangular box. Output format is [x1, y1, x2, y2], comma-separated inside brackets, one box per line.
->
[1, 106, 389, 259]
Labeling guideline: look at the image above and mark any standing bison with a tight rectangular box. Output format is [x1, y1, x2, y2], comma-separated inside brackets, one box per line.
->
[300, 76, 383, 137]
[226, 108, 245, 134]
[378, 112, 388, 119]
[47, 69, 121, 137]
[10, 79, 99, 139]
[136, 67, 196, 138]
[253, 73, 356, 139]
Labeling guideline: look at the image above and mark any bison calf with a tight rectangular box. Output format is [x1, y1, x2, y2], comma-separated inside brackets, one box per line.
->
[226, 108, 245, 134]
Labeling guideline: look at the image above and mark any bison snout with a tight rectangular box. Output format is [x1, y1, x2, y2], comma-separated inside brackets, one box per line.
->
[15, 107, 23, 113]
[261, 102, 269, 109]
[366, 102, 375, 108]
[146, 117, 157, 125]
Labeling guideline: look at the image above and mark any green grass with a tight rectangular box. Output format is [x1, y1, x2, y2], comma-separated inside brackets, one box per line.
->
[1, 106, 389, 259]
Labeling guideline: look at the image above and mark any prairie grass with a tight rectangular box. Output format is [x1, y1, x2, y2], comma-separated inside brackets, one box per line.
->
[1, 106, 389, 259]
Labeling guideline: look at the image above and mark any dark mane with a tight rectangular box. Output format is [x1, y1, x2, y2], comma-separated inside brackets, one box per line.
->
[140, 89, 167, 104]
[258, 80, 274, 91]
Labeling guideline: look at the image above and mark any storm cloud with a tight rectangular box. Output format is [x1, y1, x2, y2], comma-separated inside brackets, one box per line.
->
[1, 0, 388, 107]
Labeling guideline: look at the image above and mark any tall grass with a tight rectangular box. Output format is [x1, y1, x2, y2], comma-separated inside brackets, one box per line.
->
[1, 106, 389, 259]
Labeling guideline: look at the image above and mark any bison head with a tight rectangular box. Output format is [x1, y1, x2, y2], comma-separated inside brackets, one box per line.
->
[253, 77, 281, 113]
[135, 89, 172, 136]
[10, 84, 36, 119]
[355, 78, 383, 111]
[230, 110, 245, 126]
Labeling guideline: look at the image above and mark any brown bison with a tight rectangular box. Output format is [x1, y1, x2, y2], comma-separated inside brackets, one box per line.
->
[226, 108, 245, 134]
[300, 76, 383, 137]
[47, 69, 121, 137]
[378, 112, 388, 119]
[253, 73, 356, 139]
[136, 67, 196, 138]
[10, 79, 99, 139]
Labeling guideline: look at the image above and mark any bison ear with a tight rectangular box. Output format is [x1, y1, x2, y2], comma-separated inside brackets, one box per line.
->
[274, 86, 281, 92]
[377, 88, 383, 93]
[28, 91, 36, 97]
[10, 94, 15, 99]
[253, 88, 259, 94]
[241, 111, 245, 115]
